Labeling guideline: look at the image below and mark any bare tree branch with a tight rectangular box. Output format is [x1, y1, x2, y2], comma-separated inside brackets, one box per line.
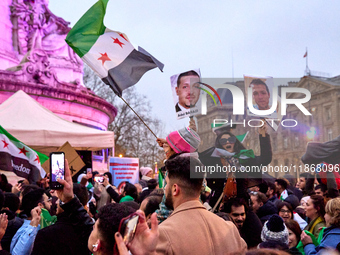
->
[83, 64, 166, 167]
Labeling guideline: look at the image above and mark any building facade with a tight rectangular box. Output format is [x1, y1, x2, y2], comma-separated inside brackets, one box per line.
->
[196, 75, 340, 178]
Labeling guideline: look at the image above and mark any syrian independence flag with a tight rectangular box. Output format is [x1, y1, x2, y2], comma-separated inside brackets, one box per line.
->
[158, 169, 164, 189]
[235, 132, 249, 143]
[0, 125, 48, 183]
[280, 189, 289, 201]
[65, 0, 164, 97]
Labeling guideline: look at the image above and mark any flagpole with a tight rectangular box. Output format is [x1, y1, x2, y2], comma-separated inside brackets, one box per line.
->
[306, 47, 308, 72]
[119, 96, 158, 139]
[305, 47, 310, 75]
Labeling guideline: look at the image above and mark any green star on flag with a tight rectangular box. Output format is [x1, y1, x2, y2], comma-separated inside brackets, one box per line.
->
[0, 125, 48, 183]
[66, 0, 164, 97]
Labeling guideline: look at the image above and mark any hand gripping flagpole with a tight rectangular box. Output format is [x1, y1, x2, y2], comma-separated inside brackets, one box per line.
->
[119, 96, 158, 139]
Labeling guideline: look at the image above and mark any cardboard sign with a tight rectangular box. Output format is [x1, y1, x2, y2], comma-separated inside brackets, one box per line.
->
[109, 157, 139, 187]
[42, 141, 85, 176]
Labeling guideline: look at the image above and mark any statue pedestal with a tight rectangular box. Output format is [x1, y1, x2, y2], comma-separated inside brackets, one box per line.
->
[0, 0, 118, 173]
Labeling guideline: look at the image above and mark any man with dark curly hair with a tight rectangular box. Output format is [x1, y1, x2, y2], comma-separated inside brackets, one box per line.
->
[87, 203, 135, 255]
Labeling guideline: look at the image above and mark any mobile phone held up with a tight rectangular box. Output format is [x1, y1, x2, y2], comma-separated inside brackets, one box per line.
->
[50, 152, 65, 189]
[94, 176, 104, 183]
[119, 214, 139, 244]
[113, 213, 139, 253]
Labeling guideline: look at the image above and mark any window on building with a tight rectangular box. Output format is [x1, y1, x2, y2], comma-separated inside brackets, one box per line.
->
[272, 137, 277, 151]
[294, 134, 299, 147]
[328, 128, 333, 141]
[283, 136, 288, 149]
[326, 107, 332, 121]
[284, 158, 289, 166]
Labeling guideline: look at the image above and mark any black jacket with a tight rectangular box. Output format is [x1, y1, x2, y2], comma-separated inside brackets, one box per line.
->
[106, 186, 120, 203]
[0, 209, 24, 252]
[200, 134, 272, 206]
[256, 200, 278, 225]
[32, 197, 94, 255]
[241, 211, 263, 249]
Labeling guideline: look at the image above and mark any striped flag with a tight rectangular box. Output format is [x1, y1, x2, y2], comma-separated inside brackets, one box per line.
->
[235, 132, 249, 143]
[279, 189, 289, 201]
[0, 125, 48, 183]
[158, 169, 164, 189]
[65, 0, 163, 97]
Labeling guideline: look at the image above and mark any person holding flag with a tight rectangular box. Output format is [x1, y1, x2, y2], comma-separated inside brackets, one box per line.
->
[199, 122, 272, 211]
[155, 126, 201, 223]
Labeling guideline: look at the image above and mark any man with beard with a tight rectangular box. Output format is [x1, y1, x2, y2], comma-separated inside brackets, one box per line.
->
[223, 197, 263, 249]
[10, 188, 52, 255]
[32, 184, 92, 255]
[156, 155, 247, 254]
[175, 70, 201, 112]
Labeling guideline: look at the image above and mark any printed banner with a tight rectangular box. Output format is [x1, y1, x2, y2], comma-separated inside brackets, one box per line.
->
[109, 157, 139, 187]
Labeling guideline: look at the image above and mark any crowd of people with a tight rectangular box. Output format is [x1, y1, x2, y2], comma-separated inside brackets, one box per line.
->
[0, 121, 339, 255]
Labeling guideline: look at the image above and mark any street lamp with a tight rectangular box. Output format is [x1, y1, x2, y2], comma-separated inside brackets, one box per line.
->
[118, 154, 123, 158]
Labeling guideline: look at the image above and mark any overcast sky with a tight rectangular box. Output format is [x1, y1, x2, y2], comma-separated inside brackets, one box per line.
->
[49, 0, 340, 135]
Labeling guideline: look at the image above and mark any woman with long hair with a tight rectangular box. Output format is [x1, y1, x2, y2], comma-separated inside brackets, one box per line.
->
[304, 195, 326, 239]
[200, 123, 272, 209]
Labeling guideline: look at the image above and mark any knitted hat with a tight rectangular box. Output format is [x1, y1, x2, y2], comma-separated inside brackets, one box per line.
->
[140, 167, 153, 176]
[166, 127, 200, 153]
[261, 215, 289, 245]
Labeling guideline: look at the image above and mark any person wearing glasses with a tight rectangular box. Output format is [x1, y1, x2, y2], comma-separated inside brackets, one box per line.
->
[200, 122, 272, 210]
[278, 201, 307, 231]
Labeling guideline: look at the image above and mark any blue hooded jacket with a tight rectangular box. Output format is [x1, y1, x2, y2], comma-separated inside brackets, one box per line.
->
[304, 226, 340, 255]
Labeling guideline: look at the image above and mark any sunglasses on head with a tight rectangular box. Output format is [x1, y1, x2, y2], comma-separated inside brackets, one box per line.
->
[220, 136, 237, 145]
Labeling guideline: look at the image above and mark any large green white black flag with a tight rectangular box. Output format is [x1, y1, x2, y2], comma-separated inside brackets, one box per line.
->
[65, 0, 163, 97]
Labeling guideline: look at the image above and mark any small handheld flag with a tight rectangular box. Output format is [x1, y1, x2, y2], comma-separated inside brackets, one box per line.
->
[158, 169, 164, 189]
[0, 125, 48, 183]
[66, 0, 164, 97]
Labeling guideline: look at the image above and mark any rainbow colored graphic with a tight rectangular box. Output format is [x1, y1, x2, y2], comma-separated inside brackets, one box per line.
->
[198, 82, 223, 106]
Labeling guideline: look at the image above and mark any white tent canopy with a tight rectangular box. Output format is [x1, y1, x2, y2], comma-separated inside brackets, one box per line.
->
[0, 90, 114, 154]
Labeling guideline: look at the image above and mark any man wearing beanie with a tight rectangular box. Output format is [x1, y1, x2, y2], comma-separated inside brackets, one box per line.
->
[156, 127, 201, 223]
[259, 214, 290, 250]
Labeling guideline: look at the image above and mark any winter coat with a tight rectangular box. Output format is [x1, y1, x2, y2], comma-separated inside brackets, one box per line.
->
[256, 200, 278, 225]
[32, 197, 94, 255]
[156, 200, 247, 254]
[304, 226, 340, 255]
